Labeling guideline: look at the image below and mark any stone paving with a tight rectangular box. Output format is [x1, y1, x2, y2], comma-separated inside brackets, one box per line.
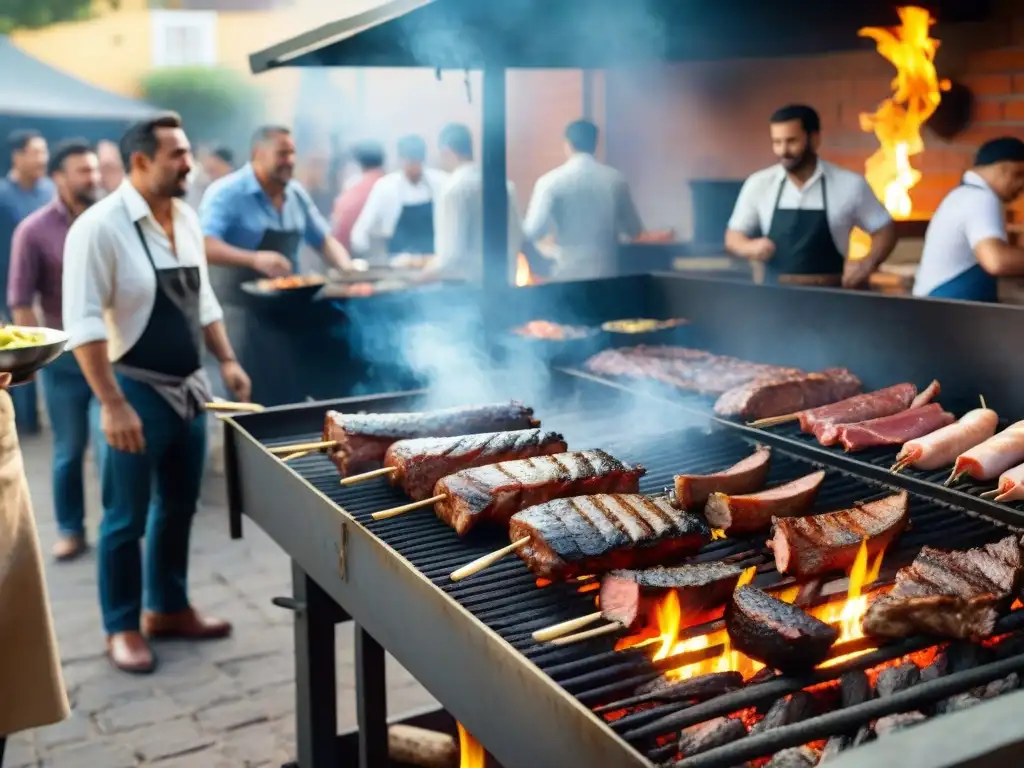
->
[6, 425, 437, 767]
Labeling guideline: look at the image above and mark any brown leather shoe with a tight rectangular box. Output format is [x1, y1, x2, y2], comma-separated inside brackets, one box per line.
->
[142, 607, 232, 640]
[106, 631, 156, 674]
[52, 535, 87, 562]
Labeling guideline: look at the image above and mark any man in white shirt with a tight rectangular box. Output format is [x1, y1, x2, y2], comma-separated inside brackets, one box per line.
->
[725, 104, 897, 288]
[62, 113, 250, 675]
[523, 119, 643, 280]
[349, 134, 448, 260]
[913, 137, 1024, 302]
[429, 123, 523, 283]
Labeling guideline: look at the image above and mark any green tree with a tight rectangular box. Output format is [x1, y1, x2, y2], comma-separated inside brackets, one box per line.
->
[0, 0, 120, 33]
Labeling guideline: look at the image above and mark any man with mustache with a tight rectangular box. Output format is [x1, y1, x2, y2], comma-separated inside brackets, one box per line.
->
[725, 104, 897, 288]
[62, 113, 250, 673]
[8, 140, 102, 561]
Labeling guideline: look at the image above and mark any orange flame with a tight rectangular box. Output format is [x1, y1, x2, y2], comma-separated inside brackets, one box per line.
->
[514, 253, 537, 287]
[810, 539, 885, 667]
[457, 722, 485, 768]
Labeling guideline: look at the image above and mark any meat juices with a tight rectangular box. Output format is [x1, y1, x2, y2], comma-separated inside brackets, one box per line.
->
[894, 407, 999, 471]
[670, 446, 772, 511]
[704, 470, 825, 536]
[508, 494, 712, 580]
[770, 492, 910, 578]
[383, 429, 568, 501]
[835, 403, 956, 452]
[323, 401, 540, 474]
[435, 450, 644, 536]
[803, 383, 918, 442]
[951, 420, 1024, 482]
[713, 368, 863, 421]
[599, 562, 744, 628]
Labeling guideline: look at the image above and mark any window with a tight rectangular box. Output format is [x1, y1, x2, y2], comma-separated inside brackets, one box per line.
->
[150, 10, 218, 68]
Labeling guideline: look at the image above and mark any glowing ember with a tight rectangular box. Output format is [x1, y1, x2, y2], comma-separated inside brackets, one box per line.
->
[457, 722, 485, 768]
[811, 539, 885, 667]
[514, 253, 538, 287]
[849, 5, 949, 259]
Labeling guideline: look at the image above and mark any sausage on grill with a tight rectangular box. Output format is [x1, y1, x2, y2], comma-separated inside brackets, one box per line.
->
[894, 407, 999, 471]
[383, 429, 568, 500]
[323, 401, 539, 474]
[508, 494, 712, 580]
[704, 470, 825, 536]
[951, 420, 1024, 482]
[435, 450, 645, 535]
[670, 446, 771, 511]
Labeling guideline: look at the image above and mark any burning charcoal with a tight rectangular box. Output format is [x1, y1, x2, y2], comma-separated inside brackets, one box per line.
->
[765, 746, 819, 767]
[839, 670, 872, 708]
[937, 693, 983, 714]
[634, 671, 744, 701]
[920, 652, 949, 683]
[750, 691, 816, 736]
[981, 672, 1020, 699]
[945, 642, 990, 673]
[677, 717, 747, 757]
[875, 711, 927, 737]
[819, 736, 850, 763]
[747, 667, 779, 686]
[875, 662, 920, 698]
[992, 633, 1024, 661]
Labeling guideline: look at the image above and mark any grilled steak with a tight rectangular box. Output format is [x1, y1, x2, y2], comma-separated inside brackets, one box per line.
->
[725, 586, 839, 673]
[770, 492, 910, 578]
[834, 403, 956, 453]
[807, 383, 918, 443]
[435, 450, 644, 535]
[704, 470, 825, 536]
[509, 494, 712, 580]
[323, 402, 539, 474]
[713, 368, 863, 421]
[384, 429, 567, 500]
[862, 535, 1023, 641]
[671, 446, 772, 511]
[600, 562, 744, 628]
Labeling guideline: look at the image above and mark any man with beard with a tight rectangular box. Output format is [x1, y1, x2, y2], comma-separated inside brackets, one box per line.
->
[8, 140, 102, 561]
[62, 113, 250, 673]
[725, 104, 897, 288]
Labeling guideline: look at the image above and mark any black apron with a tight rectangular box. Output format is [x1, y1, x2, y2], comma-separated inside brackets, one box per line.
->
[208, 227, 302, 308]
[118, 222, 203, 378]
[765, 174, 845, 284]
[388, 181, 435, 255]
[926, 181, 999, 303]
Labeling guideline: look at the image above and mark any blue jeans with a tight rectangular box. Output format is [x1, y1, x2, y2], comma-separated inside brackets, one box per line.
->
[40, 354, 95, 537]
[91, 376, 208, 634]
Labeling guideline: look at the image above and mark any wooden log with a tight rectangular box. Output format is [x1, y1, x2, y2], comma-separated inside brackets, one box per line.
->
[388, 725, 459, 768]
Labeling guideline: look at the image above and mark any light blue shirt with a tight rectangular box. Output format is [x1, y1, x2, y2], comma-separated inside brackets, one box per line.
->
[198, 163, 329, 254]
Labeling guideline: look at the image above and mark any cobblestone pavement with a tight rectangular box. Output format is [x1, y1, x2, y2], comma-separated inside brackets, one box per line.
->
[7, 427, 437, 767]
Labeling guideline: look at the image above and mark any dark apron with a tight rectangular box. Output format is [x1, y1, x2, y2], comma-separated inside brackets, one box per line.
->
[765, 174, 845, 284]
[208, 227, 302, 308]
[118, 222, 203, 378]
[388, 200, 435, 255]
[926, 182, 999, 303]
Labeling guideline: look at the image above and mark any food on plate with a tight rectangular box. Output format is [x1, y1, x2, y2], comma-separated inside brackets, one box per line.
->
[834, 403, 956, 452]
[512, 320, 596, 340]
[508, 494, 712, 580]
[769, 492, 910, 578]
[0, 326, 47, 350]
[893, 406, 999, 471]
[601, 318, 688, 334]
[949, 421, 1024, 482]
[670, 446, 772, 511]
[254, 274, 326, 291]
[704, 470, 825, 536]
[713, 368, 863, 421]
[804, 383, 920, 444]
[599, 562, 745, 628]
[435, 450, 646, 536]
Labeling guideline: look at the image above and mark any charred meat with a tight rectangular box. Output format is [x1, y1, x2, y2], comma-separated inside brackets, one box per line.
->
[713, 368, 863, 421]
[704, 470, 825, 536]
[508, 494, 712, 580]
[599, 562, 744, 628]
[671, 445, 771, 511]
[384, 429, 567, 500]
[725, 587, 839, 673]
[770, 492, 910, 578]
[435, 450, 645, 535]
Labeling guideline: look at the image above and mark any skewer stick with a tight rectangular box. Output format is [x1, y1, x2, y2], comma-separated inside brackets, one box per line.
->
[372, 494, 445, 521]
[980, 394, 988, 409]
[206, 401, 264, 413]
[944, 470, 966, 487]
[268, 439, 337, 455]
[548, 622, 623, 646]
[981, 489, 1001, 499]
[747, 413, 799, 428]
[450, 538, 530, 582]
[281, 450, 311, 462]
[532, 612, 603, 643]
[341, 466, 398, 486]
[890, 458, 910, 473]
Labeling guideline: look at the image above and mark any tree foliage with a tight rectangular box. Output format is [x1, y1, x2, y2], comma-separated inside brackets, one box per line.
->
[0, 0, 120, 34]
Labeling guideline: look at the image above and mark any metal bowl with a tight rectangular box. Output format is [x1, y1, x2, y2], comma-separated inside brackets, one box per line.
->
[0, 326, 70, 385]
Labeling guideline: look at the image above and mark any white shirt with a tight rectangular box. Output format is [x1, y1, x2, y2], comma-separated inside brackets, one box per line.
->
[349, 168, 450, 254]
[522, 153, 643, 279]
[433, 163, 523, 283]
[913, 171, 1007, 297]
[727, 159, 892, 257]
[62, 181, 223, 360]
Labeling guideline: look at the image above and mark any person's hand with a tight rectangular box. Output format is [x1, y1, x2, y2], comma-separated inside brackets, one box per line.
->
[747, 237, 776, 262]
[101, 400, 145, 454]
[842, 260, 875, 289]
[220, 360, 252, 403]
[251, 251, 293, 278]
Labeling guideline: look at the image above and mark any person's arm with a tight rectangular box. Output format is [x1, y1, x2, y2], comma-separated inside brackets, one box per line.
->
[7, 220, 42, 327]
[615, 177, 644, 240]
[967, 196, 1024, 276]
[850, 178, 897, 271]
[200, 184, 290, 277]
[724, 176, 775, 261]
[522, 176, 553, 243]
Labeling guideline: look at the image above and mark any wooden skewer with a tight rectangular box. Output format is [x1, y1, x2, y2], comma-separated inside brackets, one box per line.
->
[945, 470, 966, 487]
[532, 612, 603, 643]
[268, 439, 338, 455]
[980, 394, 988, 409]
[341, 466, 398, 486]
[206, 401, 264, 413]
[281, 450, 311, 462]
[548, 622, 623, 646]
[981, 489, 1001, 499]
[372, 494, 446, 521]
[746, 412, 799, 428]
[450, 538, 530, 582]
[890, 458, 910, 473]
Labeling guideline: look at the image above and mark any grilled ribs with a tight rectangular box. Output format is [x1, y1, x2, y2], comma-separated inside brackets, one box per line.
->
[384, 429, 568, 500]
[323, 402, 539, 474]
[713, 368, 863, 421]
[508, 494, 712, 580]
[862, 535, 1024, 641]
[599, 562, 744, 628]
[434, 450, 645, 535]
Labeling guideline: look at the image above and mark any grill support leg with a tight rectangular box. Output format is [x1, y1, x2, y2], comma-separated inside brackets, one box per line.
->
[292, 561, 338, 768]
[355, 625, 389, 768]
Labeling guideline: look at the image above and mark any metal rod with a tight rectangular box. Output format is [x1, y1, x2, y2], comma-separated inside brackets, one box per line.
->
[224, 424, 243, 540]
[480, 64, 509, 300]
[292, 562, 338, 767]
[355, 624, 389, 768]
